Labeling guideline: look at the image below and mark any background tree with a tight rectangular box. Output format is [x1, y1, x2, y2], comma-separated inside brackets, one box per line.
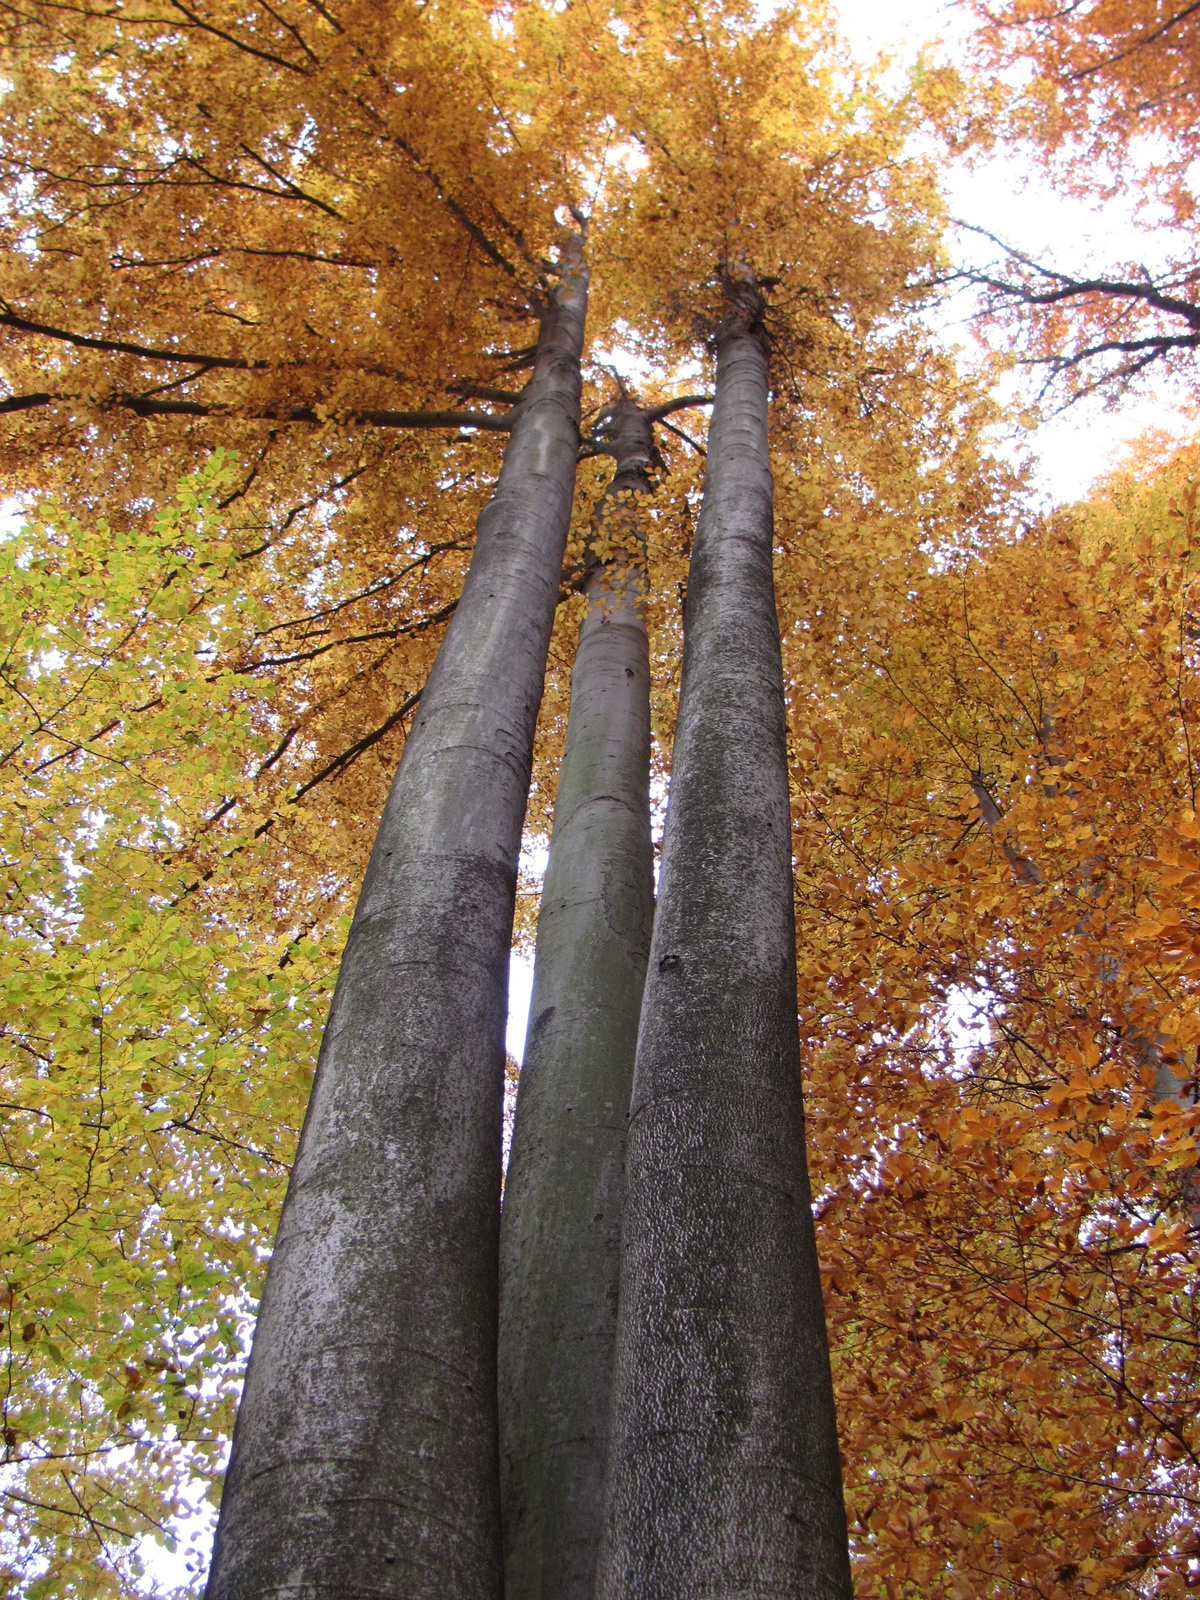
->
[785, 439, 1200, 1597]
[0, 459, 346, 1593]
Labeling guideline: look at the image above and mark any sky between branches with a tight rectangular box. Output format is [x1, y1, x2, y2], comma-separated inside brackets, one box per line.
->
[835, 0, 1195, 505]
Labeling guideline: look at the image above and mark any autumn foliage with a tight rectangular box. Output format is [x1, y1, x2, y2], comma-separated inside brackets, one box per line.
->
[789, 439, 1200, 1597]
[960, 0, 1200, 396]
[0, 0, 1197, 1596]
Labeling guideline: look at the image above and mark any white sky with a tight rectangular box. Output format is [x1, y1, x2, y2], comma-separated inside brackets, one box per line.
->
[833, 0, 960, 59]
[834, 0, 1196, 503]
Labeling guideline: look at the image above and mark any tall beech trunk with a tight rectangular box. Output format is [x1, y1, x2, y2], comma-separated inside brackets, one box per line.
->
[205, 244, 588, 1600]
[595, 286, 853, 1600]
[499, 397, 656, 1600]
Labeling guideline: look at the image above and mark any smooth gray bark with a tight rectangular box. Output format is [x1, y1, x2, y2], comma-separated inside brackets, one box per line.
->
[499, 398, 656, 1600]
[205, 244, 588, 1600]
[595, 293, 853, 1600]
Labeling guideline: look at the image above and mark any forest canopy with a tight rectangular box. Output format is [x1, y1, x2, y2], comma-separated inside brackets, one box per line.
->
[0, 1, 1196, 1596]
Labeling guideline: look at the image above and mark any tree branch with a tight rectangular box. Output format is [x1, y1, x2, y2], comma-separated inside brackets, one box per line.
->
[580, 393, 712, 457]
[286, 690, 421, 805]
[385, 129, 524, 284]
[656, 417, 707, 456]
[237, 601, 458, 672]
[162, 0, 313, 72]
[955, 232, 1200, 330]
[0, 390, 514, 432]
[953, 221, 1200, 397]
[0, 307, 257, 368]
[644, 393, 715, 422]
[1067, 0, 1200, 80]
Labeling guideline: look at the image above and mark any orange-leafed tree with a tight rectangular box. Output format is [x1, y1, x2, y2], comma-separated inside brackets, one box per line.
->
[784, 437, 1200, 1598]
[0, 4, 609, 1595]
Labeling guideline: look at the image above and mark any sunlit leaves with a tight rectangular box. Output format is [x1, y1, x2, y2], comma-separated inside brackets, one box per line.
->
[0, 459, 351, 1595]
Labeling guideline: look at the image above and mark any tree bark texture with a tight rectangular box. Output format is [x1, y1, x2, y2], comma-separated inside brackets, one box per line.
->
[205, 245, 588, 1600]
[595, 299, 853, 1600]
[499, 398, 657, 1600]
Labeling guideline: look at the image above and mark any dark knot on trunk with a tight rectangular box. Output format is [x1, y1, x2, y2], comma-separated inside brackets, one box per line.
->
[715, 260, 771, 348]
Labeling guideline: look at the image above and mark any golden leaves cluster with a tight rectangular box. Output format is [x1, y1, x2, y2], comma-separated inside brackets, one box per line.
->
[787, 440, 1200, 1598]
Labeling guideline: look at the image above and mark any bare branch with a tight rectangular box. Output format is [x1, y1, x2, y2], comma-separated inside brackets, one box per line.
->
[952, 221, 1200, 399]
[954, 224, 1200, 331]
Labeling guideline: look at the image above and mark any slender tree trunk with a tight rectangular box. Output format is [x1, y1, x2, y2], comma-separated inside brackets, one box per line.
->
[205, 242, 588, 1600]
[595, 284, 853, 1600]
[499, 398, 656, 1600]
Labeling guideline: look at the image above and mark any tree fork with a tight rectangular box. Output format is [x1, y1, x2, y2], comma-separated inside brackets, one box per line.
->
[595, 275, 853, 1600]
[498, 392, 659, 1600]
[204, 233, 588, 1600]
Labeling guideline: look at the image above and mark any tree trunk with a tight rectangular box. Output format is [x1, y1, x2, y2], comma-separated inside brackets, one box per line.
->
[595, 285, 853, 1600]
[205, 242, 588, 1600]
[499, 397, 656, 1600]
